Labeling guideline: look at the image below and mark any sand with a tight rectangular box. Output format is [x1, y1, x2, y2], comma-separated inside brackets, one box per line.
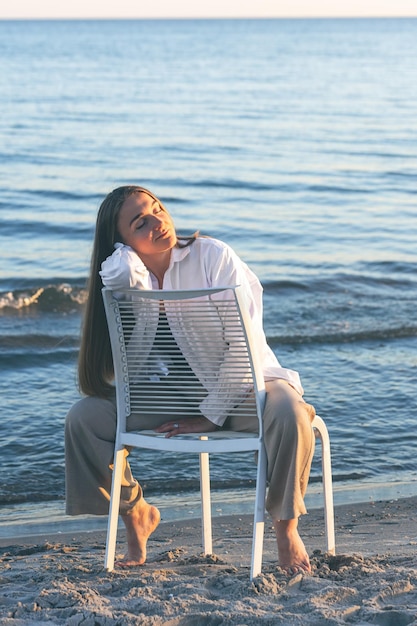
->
[1, 496, 417, 625]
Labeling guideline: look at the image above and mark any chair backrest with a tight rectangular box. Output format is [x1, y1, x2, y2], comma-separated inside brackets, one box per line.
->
[102, 286, 266, 438]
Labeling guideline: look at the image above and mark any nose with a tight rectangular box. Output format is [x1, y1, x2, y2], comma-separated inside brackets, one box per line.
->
[151, 213, 164, 229]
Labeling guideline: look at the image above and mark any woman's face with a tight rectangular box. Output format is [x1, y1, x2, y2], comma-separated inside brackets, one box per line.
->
[117, 191, 177, 259]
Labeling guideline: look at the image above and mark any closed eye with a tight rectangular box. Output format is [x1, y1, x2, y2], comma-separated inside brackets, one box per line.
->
[129, 201, 164, 229]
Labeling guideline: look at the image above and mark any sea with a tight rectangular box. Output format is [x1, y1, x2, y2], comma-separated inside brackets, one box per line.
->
[1, 17, 416, 539]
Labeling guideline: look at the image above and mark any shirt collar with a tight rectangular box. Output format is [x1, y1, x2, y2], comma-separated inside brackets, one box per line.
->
[170, 243, 191, 266]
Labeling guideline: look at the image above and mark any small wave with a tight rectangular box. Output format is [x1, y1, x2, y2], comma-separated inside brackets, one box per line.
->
[263, 262, 417, 295]
[268, 325, 417, 346]
[159, 144, 240, 155]
[310, 471, 367, 484]
[163, 177, 376, 195]
[1, 218, 93, 238]
[0, 349, 78, 371]
[0, 284, 87, 313]
[307, 184, 371, 194]
[23, 189, 103, 202]
[189, 178, 278, 191]
[0, 334, 79, 350]
[264, 279, 310, 292]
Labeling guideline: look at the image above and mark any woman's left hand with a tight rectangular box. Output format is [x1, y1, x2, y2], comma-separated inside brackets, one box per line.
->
[155, 417, 218, 438]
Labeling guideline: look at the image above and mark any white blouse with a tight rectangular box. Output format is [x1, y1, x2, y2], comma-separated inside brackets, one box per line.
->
[100, 237, 304, 425]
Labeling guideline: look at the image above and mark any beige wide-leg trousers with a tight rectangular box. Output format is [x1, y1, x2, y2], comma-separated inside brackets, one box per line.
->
[65, 379, 315, 521]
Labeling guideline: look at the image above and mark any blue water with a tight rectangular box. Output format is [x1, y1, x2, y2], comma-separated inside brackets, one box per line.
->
[1, 18, 416, 537]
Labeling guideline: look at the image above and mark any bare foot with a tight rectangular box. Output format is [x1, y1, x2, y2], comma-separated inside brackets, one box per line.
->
[274, 518, 311, 576]
[117, 499, 161, 568]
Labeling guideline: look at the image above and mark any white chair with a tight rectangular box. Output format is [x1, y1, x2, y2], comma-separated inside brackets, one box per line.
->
[102, 286, 335, 579]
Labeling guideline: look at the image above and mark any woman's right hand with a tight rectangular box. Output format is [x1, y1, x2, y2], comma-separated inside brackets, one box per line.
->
[155, 416, 218, 438]
[100, 243, 151, 289]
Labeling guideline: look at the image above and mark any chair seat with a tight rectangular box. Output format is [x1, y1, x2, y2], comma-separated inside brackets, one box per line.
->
[128, 429, 259, 439]
[121, 429, 261, 453]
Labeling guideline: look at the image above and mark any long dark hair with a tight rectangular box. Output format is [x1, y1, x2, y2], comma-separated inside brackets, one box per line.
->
[78, 185, 197, 397]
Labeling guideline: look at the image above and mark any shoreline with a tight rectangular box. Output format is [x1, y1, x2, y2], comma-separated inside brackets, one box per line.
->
[1, 496, 417, 624]
[2, 494, 417, 555]
[1, 476, 416, 541]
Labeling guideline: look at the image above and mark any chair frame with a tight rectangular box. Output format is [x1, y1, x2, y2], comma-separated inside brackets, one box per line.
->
[102, 286, 335, 579]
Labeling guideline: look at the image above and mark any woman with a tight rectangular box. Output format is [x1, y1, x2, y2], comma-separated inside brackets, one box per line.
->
[65, 185, 316, 574]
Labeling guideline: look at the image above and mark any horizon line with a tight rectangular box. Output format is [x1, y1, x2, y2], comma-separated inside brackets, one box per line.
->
[1, 15, 417, 21]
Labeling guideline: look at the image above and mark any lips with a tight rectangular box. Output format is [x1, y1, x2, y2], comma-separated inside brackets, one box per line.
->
[154, 229, 169, 241]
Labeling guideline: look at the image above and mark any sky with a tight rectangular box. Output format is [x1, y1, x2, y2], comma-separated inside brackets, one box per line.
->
[0, 0, 417, 19]
[2, 0, 417, 20]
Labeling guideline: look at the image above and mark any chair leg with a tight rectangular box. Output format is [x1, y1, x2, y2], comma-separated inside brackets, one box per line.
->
[199, 436, 212, 555]
[312, 416, 336, 555]
[104, 446, 125, 571]
[250, 443, 267, 580]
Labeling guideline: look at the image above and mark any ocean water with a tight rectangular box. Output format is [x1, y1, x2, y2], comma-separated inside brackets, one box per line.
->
[1, 17, 416, 537]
